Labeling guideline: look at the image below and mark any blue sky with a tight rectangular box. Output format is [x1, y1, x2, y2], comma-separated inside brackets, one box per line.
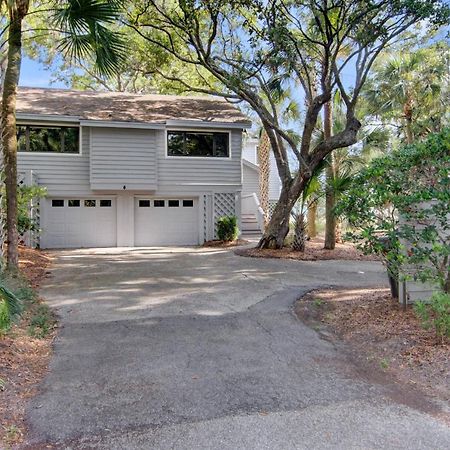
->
[19, 56, 64, 88]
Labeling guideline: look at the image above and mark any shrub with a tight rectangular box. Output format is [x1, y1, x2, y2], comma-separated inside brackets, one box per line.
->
[336, 129, 450, 293]
[414, 292, 450, 341]
[0, 185, 46, 236]
[217, 215, 239, 241]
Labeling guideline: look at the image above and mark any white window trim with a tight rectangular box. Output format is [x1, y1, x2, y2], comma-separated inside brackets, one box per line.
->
[165, 128, 232, 160]
[17, 122, 83, 157]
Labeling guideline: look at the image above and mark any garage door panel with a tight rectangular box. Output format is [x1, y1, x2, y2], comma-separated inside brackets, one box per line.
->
[134, 198, 199, 246]
[41, 198, 117, 249]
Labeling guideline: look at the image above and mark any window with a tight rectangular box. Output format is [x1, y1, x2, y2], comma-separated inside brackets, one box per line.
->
[139, 200, 151, 208]
[84, 200, 96, 207]
[167, 131, 229, 157]
[17, 125, 80, 153]
[52, 199, 64, 207]
[68, 200, 80, 207]
[100, 200, 112, 207]
[168, 200, 179, 207]
[154, 200, 165, 207]
[183, 200, 194, 207]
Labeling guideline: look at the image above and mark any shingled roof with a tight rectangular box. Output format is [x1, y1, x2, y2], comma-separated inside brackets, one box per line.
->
[15, 87, 251, 126]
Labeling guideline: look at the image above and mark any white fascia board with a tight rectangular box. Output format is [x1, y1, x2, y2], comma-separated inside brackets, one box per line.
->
[80, 120, 166, 130]
[165, 119, 252, 129]
[16, 113, 80, 123]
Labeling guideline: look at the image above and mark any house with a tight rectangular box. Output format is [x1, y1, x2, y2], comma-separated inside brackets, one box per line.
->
[241, 134, 281, 233]
[13, 87, 251, 249]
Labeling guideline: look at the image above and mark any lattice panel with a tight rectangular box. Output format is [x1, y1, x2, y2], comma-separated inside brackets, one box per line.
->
[203, 195, 208, 242]
[1, 171, 41, 251]
[213, 192, 235, 238]
[30, 172, 40, 248]
[268, 200, 277, 219]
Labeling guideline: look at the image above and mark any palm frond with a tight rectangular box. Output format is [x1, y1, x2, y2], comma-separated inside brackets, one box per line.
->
[0, 284, 22, 331]
[54, 0, 126, 77]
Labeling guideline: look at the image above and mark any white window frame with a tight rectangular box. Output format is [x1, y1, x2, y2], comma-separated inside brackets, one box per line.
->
[165, 128, 232, 160]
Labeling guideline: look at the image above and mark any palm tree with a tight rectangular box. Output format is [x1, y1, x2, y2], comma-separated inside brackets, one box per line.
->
[362, 43, 448, 144]
[1, 0, 124, 270]
[292, 174, 321, 251]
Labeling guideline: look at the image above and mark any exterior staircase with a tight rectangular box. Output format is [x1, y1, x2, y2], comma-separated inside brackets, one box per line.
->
[241, 213, 261, 236]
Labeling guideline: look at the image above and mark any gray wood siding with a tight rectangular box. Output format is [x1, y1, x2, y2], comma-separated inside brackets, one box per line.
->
[17, 126, 243, 195]
[242, 163, 259, 198]
[17, 127, 91, 196]
[90, 128, 157, 190]
[156, 129, 242, 187]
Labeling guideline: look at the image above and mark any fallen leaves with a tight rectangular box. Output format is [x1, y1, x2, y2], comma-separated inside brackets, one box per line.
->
[236, 237, 379, 261]
[0, 246, 54, 447]
[296, 287, 450, 402]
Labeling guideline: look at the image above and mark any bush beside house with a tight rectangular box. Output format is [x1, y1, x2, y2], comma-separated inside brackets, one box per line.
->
[217, 216, 239, 242]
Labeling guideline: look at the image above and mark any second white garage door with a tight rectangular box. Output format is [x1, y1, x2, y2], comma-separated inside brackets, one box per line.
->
[134, 198, 199, 246]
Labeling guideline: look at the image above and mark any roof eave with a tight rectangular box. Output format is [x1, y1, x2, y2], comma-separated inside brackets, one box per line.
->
[165, 119, 252, 129]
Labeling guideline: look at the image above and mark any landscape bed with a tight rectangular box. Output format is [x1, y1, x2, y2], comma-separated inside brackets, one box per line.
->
[236, 237, 379, 261]
[295, 287, 450, 404]
[0, 247, 55, 448]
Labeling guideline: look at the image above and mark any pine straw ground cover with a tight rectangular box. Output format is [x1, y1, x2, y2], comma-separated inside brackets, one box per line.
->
[0, 246, 55, 448]
[235, 236, 379, 261]
[203, 238, 249, 248]
[295, 288, 450, 404]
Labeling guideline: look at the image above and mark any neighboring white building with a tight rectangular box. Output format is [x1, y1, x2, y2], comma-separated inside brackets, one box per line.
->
[14, 87, 251, 248]
[241, 134, 281, 233]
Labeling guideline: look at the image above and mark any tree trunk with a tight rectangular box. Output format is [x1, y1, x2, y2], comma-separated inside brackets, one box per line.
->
[335, 218, 343, 243]
[1, 2, 29, 270]
[257, 130, 271, 227]
[403, 98, 414, 144]
[405, 117, 414, 144]
[307, 200, 317, 238]
[323, 100, 336, 250]
[292, 212, 306, 252]
[257, 182, 299, 249]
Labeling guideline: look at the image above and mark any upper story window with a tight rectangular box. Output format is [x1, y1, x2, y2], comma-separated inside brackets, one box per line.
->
[167, 131, 229, 157]
[17, 125, 80, 153]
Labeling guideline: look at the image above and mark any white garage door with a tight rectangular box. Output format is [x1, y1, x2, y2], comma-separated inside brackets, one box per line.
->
[41, 198, 117, 248]
[134, 198, 199, 246]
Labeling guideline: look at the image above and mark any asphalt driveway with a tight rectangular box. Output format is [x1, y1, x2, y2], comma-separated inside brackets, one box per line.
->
[25, 247, 450, 449]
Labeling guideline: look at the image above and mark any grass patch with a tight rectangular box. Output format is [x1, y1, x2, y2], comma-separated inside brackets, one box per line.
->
[0, 271, 55, 339]
[313, 298, 323, 307]
[28, 304, 56, 338]
[379, 358, 390, 370]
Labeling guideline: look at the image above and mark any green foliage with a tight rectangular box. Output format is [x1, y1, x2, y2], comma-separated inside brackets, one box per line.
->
[18, 186, 46, 235]
[379, 358, 390, 370]
[52, 0, 126, 77]
[1, 185, 46, 236]
[361, 41, 449, 142]
[313, 299, 323, 308]
[414, 292, 450, 340]
[0, 284, 22, 332]
[0, 272, 38, 333]
[217, 216, 239, 242]
[337, 129, 450, 291]
[28, 304, 56, 338]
